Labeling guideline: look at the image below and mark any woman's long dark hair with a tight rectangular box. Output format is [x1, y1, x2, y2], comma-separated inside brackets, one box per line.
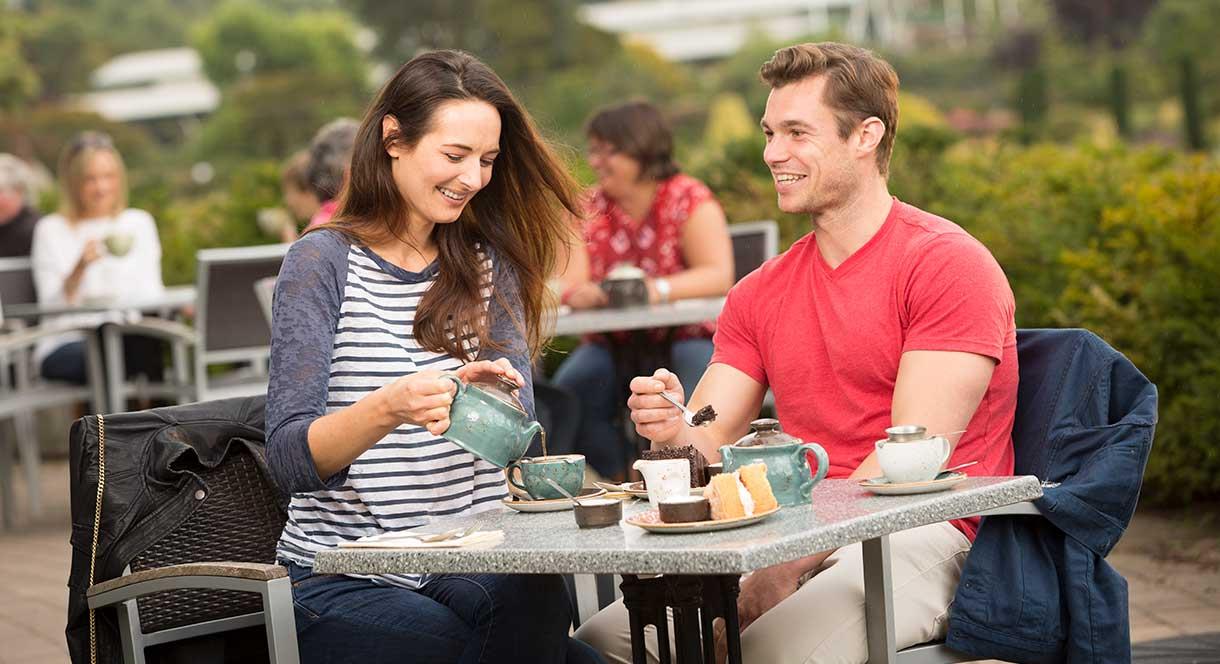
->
[318, 50, 581, 361]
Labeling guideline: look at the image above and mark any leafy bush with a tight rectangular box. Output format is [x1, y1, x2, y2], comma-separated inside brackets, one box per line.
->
[1055, 161, 1220, 504]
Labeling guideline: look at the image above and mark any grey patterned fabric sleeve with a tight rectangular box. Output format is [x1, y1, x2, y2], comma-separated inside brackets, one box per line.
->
[265, 230, 351, 493]
[478, 249, 536, 420]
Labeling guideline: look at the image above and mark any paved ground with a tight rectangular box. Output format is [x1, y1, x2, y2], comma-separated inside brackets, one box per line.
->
[1, 460, 1217, 664]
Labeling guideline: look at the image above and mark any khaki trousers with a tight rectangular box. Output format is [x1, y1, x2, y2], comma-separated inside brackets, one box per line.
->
[574, 521, 971, 664]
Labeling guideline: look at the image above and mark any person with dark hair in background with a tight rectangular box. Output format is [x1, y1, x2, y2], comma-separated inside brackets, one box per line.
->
[552, 100, 734, 480]
[305, 117, 358, 228]
[265, 50, 603, 664]
[274, 150, 320, 242]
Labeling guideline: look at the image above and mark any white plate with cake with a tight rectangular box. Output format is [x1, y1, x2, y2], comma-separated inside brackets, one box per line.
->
[625, 462, 781, 533]
[626, 505, 780, 533]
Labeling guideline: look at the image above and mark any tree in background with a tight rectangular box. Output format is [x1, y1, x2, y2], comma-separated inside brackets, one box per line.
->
[188, 2, 369, 163]
[993, 28, 1048, 143]
[343, 0, 617, 89]
[1050, 0, 1159, 139]
[1144, 0, 1214, 151]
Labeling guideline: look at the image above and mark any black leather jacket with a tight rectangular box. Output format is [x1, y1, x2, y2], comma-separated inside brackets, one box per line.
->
[65, 396, 278, 663]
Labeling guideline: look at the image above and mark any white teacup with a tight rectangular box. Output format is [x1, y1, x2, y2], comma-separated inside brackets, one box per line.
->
[632, 459, 690, 508]
[874, 435, 950, 484]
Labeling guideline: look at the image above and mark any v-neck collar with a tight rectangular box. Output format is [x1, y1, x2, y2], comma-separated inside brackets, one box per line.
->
[814, 198, 900, 281]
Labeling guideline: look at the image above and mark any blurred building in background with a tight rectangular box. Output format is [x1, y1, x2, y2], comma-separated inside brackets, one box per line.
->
[580, 0, 1022, 62]
[76, 47, 218, 142]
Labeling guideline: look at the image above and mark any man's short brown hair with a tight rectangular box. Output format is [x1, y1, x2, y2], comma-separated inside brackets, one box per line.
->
[760, 42, 899, 176]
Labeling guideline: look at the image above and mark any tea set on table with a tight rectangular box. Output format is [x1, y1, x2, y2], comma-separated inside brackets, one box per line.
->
[418, 371, 975, 539]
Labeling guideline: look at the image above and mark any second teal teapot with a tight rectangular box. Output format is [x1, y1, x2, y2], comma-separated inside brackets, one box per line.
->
[719, 419, 829, 506]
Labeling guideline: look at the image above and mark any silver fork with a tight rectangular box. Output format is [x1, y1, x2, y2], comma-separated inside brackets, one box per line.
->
[657, 391, 710, 427]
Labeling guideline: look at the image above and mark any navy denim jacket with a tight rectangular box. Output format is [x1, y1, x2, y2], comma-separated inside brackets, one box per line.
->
[947, 329, 1158, 663]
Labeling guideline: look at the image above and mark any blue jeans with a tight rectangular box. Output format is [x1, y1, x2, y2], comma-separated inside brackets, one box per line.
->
[287, 563, 603, 664]
[552, 338, 714, 477]
[40, 333, 165, 385]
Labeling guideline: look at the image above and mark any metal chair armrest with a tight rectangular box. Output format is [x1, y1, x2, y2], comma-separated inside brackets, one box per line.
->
[87, 562, 287, 609]
[0, 323, 92, 353]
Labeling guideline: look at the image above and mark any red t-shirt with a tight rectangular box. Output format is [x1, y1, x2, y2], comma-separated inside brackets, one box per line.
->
[711, 199, 1017, 540]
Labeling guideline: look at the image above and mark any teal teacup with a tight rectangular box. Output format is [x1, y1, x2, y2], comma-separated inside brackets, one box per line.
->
[506, 454, 585, 501]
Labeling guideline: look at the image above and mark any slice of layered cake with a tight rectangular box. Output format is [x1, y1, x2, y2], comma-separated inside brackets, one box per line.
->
[702, 463, 779, 519]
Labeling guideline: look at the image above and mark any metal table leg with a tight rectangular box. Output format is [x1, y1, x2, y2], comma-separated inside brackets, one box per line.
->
[101, 324, 126, 413]
[666, 576, 705, 664]
[620, 574, 744, 664]
[863, 535, 896, 664]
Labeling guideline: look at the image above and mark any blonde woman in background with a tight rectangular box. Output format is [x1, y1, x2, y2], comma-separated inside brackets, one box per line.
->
[31, 131, 166, 386]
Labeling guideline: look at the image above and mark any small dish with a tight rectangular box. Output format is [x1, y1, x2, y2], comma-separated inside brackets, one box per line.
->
[501, 487, 606, 512]
[624, 505, 780, 533]
[859, 472, 968, 496]
[574, 498, 623, 528]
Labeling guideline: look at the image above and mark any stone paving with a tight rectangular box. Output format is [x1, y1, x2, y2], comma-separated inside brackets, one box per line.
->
[1, 460, 1217, 664]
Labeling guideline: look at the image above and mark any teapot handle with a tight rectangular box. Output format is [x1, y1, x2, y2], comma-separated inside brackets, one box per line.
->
[794, 443, 830, 497]
[440, 373, 465, 399]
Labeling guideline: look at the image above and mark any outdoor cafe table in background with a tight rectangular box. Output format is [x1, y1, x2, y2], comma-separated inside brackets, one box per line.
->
[2, 285, 198, 413]
[552, 296, 725, 337]
[551, 296, 726, 474]
[0, 284, 197, 321]
[315, 476, 1043, 664]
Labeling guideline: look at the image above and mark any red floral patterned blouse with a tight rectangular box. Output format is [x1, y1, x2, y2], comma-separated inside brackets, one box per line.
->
[582, 173, 721, 343]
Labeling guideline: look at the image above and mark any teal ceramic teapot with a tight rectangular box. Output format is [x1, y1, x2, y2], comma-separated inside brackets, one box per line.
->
[719, 418, 829, 506]
[441, 374, 542, 468]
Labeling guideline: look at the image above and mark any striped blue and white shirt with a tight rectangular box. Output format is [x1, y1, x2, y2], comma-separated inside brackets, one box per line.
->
[265, 229, 533, 589]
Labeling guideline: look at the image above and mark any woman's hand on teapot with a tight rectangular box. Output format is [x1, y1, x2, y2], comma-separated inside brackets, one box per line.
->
[454, 358, 524, 388]
[563, 282, 608, 310]
[380, 370, 458, 435]
[627, 368, 685, 445]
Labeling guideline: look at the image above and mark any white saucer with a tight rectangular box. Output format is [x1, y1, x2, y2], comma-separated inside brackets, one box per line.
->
[859, 472, 968, 496]
[501, 487, 606, 512]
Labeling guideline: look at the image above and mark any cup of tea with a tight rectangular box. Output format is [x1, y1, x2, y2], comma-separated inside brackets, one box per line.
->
[874, 425, 950, 484]
[104, 232, 134, 257]
[505, 454, 586, 501]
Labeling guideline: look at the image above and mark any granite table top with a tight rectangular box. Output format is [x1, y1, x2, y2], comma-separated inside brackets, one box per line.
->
[313, 476, 1042, 577]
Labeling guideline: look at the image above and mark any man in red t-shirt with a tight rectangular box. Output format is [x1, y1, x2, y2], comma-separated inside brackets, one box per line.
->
[576, 42, 1017, 664]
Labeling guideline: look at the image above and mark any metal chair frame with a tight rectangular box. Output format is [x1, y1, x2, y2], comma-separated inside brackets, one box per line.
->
[87, 562, 299, 664]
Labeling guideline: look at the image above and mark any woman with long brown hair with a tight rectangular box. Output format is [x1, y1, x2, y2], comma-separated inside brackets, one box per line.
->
[264, 50, 603, 663]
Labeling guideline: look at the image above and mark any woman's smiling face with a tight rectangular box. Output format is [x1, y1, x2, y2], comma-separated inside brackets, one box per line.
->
[384, 99, 501, 228]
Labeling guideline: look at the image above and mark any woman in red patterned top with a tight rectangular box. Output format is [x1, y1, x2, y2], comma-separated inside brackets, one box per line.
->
[553, 101, 733, 478]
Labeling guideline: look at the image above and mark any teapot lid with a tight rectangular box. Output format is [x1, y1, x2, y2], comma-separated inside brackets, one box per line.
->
[885, 424, 927, 442]
[732, 418, 801, 447]
[471, 374, 527, 413]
